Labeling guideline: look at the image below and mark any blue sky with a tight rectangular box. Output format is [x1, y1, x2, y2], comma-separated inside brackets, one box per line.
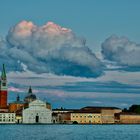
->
[0, 0, 140, 109]
[1, 0, 140, 50]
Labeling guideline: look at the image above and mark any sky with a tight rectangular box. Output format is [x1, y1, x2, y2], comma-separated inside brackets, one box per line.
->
[0, 0, 140, 109]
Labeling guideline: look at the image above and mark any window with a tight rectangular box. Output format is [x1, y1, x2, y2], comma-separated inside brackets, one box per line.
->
[2, 83, 6, 86]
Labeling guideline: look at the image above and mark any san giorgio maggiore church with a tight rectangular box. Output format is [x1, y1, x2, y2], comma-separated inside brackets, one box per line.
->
[22, 86, 52, 124]
[0, 64, 52, 124]
[23, 95, 52, 123]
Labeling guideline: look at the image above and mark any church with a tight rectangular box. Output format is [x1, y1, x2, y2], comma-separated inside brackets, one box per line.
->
[22, 87, 52, 124]
[22, 99, 52, 124]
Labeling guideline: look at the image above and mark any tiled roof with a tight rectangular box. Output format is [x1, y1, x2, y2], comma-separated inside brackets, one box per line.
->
[70, 110, 101, 113]
[81, 106, 121, 110]
[9, 101, 25, 104]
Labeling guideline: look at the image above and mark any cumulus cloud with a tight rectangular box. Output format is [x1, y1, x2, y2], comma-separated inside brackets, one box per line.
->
[0, 21, 104, 77]
[101, 35, 140, 69]
[0, 38, 22, 71]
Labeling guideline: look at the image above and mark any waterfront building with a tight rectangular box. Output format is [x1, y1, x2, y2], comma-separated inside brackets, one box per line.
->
[116, 112, 140, 124]
[52, 108, 78, 124]
[15, 108, 23, 123]
[52, 112, 71, 124]
[53, 106, 122, 124]
[23, 99, 52, 124]
[0, 64, 8, 109]
[101, 107, 122, 123]
[0, 112, 16, 123]
[71, 110, 102, 124]
[9, 95, 25, 113]
[81, 106, 122, 124]
[9, 95, 24, 123]
[52, 108, 102, 124]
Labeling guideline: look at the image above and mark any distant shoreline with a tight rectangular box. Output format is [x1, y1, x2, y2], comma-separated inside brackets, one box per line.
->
[0, 123, 140, 125]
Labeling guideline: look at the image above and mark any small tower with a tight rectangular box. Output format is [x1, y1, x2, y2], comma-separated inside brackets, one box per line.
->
[16, 94, 20, 102]
[28, 86, 32, 94]
[0, 64, 8, 109]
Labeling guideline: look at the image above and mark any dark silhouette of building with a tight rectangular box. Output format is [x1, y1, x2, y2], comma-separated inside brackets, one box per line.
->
[24, 86, 37, 103]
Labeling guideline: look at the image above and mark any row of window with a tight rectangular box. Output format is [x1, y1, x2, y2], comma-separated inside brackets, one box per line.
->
[72, 115, 100, 118]
[0, 116, 15, 118]
[102, 116, 114, 118]
[0, 114, 15, 117]
[79, 120, 101, 123]
[0, 119, 15, 122]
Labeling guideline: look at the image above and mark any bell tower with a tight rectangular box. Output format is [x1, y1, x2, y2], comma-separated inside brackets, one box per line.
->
[0, 64, 8, 109]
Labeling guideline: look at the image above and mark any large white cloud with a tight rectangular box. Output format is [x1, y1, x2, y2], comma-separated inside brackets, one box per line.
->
[101, 35, 140, 68]
[0, 21, 104, 77]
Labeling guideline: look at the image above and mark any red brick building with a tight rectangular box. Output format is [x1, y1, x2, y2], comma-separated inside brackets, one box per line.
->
[0, 64, 8, 109]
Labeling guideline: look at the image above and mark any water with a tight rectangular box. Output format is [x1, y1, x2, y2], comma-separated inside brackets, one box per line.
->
[0, 124, 139, 140]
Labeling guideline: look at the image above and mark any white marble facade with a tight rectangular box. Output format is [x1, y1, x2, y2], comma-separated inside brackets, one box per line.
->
[23, 99, 52, 124]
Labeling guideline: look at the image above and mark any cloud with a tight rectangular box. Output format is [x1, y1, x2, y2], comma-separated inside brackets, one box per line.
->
[8, 87, 25, 93]
[0, 21, 104, 77]
[101, 35, 140, 70]
[8, 85, 140, 108]
[7, 70, 140, 108]
[0, 38, 23, 71]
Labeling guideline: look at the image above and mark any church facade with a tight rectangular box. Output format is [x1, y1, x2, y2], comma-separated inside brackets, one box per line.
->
[22, 99, 52, 124]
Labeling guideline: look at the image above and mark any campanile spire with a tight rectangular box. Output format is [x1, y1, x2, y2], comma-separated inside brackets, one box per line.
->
[1, 64, 6, 80]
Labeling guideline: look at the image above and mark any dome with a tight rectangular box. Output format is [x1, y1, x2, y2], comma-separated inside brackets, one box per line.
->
[24, 86, 37, 103]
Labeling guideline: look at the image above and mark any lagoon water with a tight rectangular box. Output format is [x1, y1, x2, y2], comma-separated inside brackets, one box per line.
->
[0, 124, 139, 140]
